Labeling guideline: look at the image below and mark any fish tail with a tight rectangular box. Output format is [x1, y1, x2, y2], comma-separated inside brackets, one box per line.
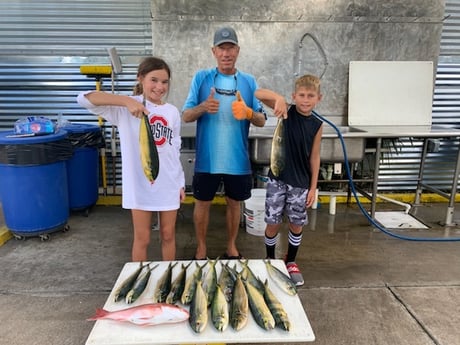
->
[87, 308, 109, 321]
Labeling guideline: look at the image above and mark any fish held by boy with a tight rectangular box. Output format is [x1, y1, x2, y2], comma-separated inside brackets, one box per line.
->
[270, 118, 285, 177]
[87, 303, 189, 326]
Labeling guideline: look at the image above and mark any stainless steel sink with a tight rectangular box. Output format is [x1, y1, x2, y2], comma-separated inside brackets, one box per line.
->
[320, 125, 366, 163]
[249, 125, 366, 164]
[322, 125, 366, 135]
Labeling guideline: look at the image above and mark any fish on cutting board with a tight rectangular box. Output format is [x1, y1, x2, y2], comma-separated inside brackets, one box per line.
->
[87, 303, 189, 326]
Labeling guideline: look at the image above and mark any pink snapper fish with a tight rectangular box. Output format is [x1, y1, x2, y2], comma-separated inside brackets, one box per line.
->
[87, 303, 189, 326]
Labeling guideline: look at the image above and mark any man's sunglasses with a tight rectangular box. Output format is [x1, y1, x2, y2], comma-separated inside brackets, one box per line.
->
[214, 74, 237, 96]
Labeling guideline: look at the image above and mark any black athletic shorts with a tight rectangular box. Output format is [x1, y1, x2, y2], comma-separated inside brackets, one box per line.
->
[192, 173, 252, 201]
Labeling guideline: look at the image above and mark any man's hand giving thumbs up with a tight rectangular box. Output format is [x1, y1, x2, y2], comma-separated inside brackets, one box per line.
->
[232, 91, 253, 120]
[204, 88, 220, 114]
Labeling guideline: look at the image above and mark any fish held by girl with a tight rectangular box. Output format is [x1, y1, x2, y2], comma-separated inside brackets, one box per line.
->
[139, 97, 159, 184]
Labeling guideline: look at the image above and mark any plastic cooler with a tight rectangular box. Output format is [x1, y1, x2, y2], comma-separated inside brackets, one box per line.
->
[0, 130, 72, 239]
[62, 123, 103, 213]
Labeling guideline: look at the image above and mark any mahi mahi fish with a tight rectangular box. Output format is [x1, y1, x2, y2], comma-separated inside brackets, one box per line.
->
[230, 273, 249, 331]
[202, 258, 218, 307]
[87, 303, 189, 326]
[189, 277, 208, 333]
[153, 262, 178, 303]
[211, 283, 229, 332]
[181, 261, 206, 305]
[240, 259, 264, 292]
[113, 262, 149, 302]
[125, 263, 159, 304]
[270, 118, 285, 177]
[262, 279, 291, 331]
[166, 261, 192, 305]
[139, 97, 159, 183]
[217, 262, 236, 303]
[244, 279, 275, 330]
[264, 259, 297, 296]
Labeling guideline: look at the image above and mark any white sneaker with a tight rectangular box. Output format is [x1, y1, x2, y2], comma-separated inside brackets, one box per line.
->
[286, 262, 304, 286]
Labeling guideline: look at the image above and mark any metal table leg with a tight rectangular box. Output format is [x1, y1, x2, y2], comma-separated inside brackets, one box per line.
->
[414, 138, 460, 226]
[370, 137, 382, 218]
[444, 139, 460, 225]
[414, 138, 429, 206]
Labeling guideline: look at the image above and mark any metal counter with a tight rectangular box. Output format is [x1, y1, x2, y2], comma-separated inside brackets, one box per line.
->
[352, 125, 460, 226]
[181, 122, 460, 226]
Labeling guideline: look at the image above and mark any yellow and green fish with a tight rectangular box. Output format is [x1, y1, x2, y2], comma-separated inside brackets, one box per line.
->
[270, 118, 285, 177]
[139, 97, 159, 183]
[189, 277, 208, 333]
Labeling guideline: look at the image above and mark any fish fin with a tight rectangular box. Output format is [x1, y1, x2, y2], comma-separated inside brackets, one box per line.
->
[87, 308, 108, 321]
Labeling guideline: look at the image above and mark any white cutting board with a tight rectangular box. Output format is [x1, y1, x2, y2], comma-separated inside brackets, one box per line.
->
[85, 259, 315, 345]
[348, 61, 434, 127]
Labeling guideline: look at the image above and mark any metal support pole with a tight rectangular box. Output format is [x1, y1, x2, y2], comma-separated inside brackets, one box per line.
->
[370, 138, 382, 218]
[414, 137, 460, 226]
[444, 139, 460, 226]
[414, 138, 429, 205]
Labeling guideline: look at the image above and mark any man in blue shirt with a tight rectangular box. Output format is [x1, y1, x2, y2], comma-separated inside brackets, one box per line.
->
[183, 26, 266, 260]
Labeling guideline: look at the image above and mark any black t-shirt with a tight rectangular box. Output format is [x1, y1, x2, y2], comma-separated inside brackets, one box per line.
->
[269, 105, 323, 188]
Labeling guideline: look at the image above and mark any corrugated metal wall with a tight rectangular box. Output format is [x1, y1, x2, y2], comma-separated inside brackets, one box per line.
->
[0, 0, 151, 190]
[1, 0, 152, 56]
[374, 0, 460, 191]
[1, 0, 460, 193]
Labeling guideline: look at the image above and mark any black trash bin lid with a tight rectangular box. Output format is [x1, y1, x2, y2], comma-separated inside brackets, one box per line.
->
[0, 130, 72, 166]
[61, 123, 100, 134]
[60, 124, 104, 148]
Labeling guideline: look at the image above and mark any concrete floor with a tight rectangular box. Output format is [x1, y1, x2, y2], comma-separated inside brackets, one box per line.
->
[1, 200, 460, 345]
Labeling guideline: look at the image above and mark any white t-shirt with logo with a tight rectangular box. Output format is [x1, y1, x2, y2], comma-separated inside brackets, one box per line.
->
[77, 92, 184, 211]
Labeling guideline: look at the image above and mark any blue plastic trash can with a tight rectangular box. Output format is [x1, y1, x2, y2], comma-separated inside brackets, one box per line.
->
[0, 130, 72, 238]
[63, 124, 103, 212]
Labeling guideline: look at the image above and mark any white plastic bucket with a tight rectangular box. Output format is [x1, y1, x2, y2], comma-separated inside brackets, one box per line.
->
[250, 188, 266, 198]
[244, 189, 266, 236]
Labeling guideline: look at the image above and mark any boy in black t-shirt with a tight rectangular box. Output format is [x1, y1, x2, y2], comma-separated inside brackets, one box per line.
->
[255, 75, 323, 286]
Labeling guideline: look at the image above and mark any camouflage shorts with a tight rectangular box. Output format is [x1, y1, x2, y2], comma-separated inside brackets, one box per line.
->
[264, 177, 308, 226]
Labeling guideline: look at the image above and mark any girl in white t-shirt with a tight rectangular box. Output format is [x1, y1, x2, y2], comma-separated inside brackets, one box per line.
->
[77, 57, 185, 261]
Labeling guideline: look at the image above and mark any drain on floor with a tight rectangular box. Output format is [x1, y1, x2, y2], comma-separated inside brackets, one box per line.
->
[374, 211, 429, 229]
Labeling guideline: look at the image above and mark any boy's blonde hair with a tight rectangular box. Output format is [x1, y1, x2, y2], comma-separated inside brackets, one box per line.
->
[295, 74, 321, 93]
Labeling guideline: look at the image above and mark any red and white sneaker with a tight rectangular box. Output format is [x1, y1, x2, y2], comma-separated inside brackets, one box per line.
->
[286, 262, 304, 286]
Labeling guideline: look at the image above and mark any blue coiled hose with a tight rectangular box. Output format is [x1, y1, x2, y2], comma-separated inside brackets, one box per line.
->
[312, 110, 460, 242]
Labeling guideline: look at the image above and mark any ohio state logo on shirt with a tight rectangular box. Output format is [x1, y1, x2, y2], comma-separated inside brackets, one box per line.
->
[149, 115, 173, 146]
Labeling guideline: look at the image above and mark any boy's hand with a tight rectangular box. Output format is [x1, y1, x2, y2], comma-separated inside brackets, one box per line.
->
[273, 97, 288, 119]
[306, 189, 316, 208]
[232, 91, 253, 120]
